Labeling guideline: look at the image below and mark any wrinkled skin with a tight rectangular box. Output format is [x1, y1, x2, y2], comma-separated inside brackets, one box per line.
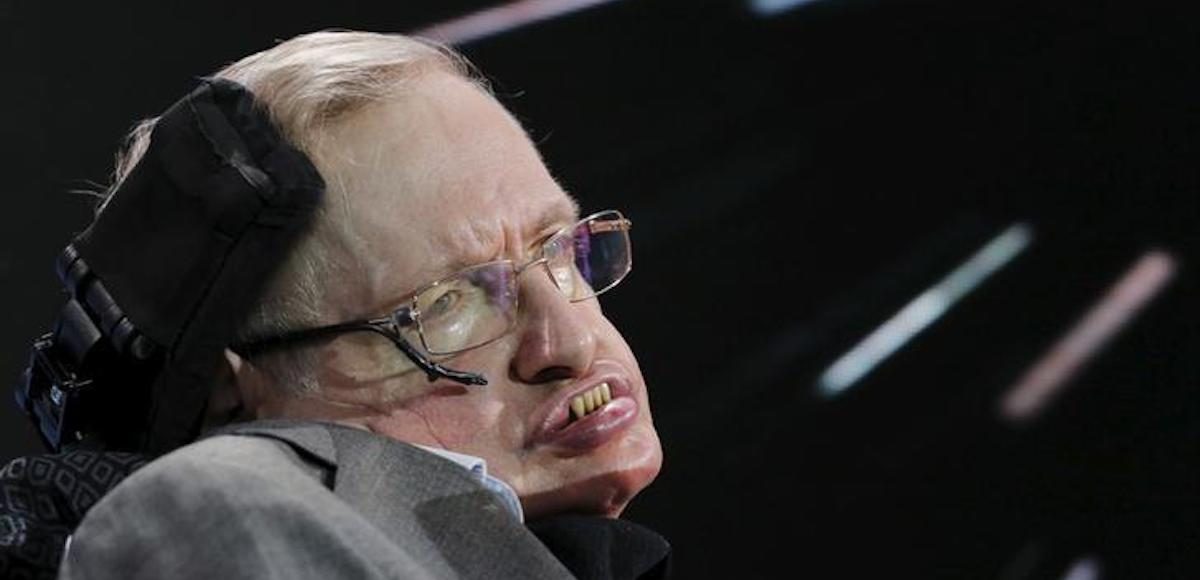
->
[230, 71, 662, 520]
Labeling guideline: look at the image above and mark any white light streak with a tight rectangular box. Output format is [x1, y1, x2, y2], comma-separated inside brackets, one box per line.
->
[1001, 250, 1176, 421]
[413, 0, 622, 45]
[1060, 556, 1103, 580]
[817, 223, 1034, 397]
[749, 0, 826, 17]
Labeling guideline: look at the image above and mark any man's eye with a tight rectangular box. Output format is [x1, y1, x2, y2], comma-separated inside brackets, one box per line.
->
[423, 289, 461, 319]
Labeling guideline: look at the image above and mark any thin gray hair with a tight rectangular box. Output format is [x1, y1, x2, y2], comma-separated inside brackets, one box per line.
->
[102, 30, 482, 394]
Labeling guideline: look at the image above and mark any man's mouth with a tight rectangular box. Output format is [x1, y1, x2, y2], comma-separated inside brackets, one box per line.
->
[569, 382, 613, 423]
[531, 374, 639, 452]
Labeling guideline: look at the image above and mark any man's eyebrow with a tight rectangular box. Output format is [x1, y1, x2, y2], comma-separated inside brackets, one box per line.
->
[426, 197, 578, 279]
[533, 195, 580, 237]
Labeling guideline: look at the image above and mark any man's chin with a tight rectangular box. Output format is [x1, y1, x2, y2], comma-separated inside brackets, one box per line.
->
[520, 457, 663, 522]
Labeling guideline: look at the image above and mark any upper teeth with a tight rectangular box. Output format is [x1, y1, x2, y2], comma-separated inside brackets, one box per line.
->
[570, 382, 612, 421]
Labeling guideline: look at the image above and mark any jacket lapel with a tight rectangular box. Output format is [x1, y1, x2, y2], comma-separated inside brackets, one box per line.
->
[326, 425, 573, 579]
[216, 420, 573, 579]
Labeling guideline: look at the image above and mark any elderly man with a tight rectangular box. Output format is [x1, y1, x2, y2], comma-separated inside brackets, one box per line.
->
[55, 30, 665, 579]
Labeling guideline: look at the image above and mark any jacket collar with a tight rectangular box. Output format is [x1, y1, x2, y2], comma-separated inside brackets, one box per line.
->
[207, 419, 574, 578]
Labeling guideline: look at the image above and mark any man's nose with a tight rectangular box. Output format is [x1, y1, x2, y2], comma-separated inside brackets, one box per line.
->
[510, 268, 597, 384]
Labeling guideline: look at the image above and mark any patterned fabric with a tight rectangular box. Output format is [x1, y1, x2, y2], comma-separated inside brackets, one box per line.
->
[0, 451, 149, 580]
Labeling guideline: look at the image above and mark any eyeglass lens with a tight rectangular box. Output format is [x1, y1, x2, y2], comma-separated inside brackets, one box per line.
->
[414, 210, 631, 355]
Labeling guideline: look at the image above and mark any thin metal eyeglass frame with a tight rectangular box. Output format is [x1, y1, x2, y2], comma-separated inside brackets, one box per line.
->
[231, 210, 633, 386]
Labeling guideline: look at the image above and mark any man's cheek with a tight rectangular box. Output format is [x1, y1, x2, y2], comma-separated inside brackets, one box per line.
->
[320, 335, 420, 384]
[406, 395, 509, 448]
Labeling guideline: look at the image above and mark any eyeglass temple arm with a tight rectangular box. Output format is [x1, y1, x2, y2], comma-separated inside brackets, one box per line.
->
[231, 319, 488, 387]
[377, 324, 488, 386]
[587, 217, 631, 234]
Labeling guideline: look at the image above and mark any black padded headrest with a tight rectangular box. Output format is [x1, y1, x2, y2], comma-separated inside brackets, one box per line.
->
[19, 78, 323, 453]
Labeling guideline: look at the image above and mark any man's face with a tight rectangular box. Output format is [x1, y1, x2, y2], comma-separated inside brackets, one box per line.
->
[281, 71, 662, 519]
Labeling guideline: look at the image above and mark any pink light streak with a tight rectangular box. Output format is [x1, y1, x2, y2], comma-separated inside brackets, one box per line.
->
[1000, 250, 1177, 422]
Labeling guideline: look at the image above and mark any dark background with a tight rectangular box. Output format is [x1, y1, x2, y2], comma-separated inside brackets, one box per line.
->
[2, 0, 1196, 577]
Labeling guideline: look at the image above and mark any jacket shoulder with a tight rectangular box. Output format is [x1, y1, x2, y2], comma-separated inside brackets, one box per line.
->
[59, 434, 433, 580]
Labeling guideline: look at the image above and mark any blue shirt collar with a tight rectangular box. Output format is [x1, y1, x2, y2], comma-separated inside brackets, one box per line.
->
[414, 445, 525, 523]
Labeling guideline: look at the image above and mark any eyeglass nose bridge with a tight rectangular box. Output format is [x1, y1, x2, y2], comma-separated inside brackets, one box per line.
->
[512, 255, 573, 298]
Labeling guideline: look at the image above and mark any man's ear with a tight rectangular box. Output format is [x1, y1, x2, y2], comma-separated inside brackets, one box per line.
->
[203, 349, 262, 429]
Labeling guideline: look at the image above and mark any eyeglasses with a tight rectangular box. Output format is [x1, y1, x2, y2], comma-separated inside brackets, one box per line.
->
[232, 209, 633, 386]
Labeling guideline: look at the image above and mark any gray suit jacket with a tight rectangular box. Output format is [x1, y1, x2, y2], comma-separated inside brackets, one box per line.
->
[58, 420, 575, 579]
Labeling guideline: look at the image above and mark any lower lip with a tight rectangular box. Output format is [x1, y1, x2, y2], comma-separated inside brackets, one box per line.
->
[535, 397, 639, 453]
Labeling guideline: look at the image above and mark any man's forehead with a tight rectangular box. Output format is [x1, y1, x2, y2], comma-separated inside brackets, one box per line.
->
[314, 71, 581, 305]
[356, 183, 579, 305]
[426, 193, 580, 272]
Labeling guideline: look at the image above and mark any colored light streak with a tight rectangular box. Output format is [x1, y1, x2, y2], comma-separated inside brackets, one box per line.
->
[413, 0, 622, 45]
[817, 223, 1034, 397]
[1000, 250, 1176, 421]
